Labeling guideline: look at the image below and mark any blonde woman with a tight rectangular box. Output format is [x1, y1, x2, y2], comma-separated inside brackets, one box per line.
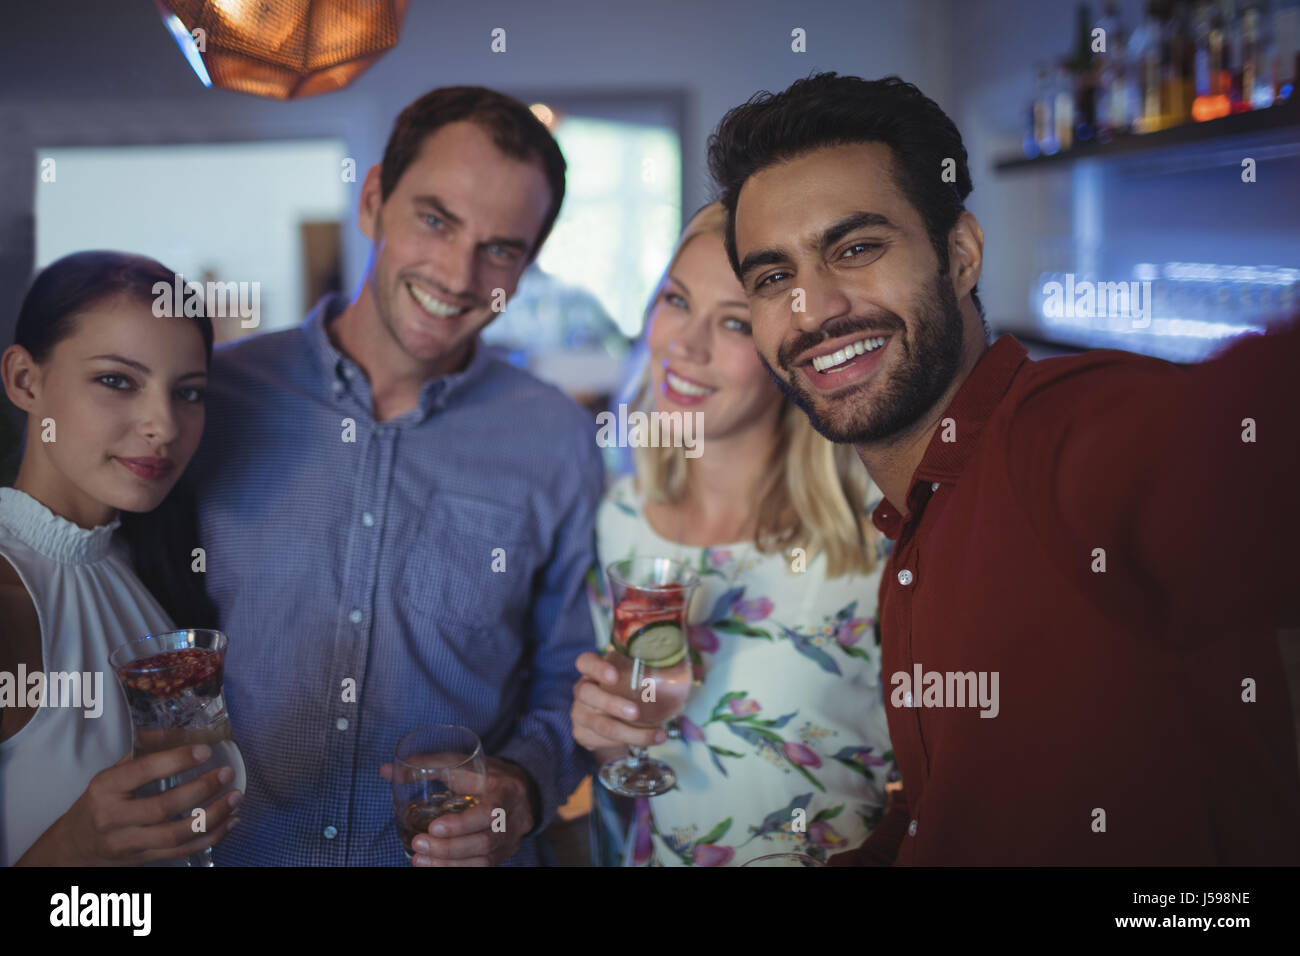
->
[572, 203, 894, 866]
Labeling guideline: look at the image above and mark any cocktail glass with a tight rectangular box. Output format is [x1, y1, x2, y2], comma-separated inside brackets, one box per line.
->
[597, 557, 699, 797]
[108, 628, 246, 867]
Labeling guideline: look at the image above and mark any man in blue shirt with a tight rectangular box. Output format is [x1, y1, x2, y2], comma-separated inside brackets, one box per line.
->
[191, 86, 605, 865]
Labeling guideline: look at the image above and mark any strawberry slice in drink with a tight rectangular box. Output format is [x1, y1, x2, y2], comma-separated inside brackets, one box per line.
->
[612, 585, 688, 652]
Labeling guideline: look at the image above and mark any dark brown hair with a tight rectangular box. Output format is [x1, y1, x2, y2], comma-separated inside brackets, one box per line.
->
[707, 72, 982, 317]
[380, 86, 567, 263]
[11, 250, 218, 629]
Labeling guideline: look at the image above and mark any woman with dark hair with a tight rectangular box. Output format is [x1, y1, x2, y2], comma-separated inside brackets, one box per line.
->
[0, 251, 240, 865]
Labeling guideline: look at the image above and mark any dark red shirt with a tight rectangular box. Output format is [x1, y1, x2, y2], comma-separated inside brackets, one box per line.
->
[847, 321, 1300, 865]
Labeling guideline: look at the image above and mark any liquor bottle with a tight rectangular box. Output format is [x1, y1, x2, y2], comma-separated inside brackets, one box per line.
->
[1192, 1, 1232, 118]
[1072, 3, 1099, 142]
[1096, 0, 1131, 137]
[1225, 0, 1248, 109]
[1124, 6, 1149, 129]
[1250, 1, 1278, 105]
[1239, 2, 1268, 109]
[1275, 0, 1299, 100]
[1131, 0, 1168, 130]
[1212, 2, 1237, 98]
[1029, 62, 1054, 156]
[1024, 92, 1040, 159]
[1054, 59, 1076, 151]
[1161, 0, 1196, 126]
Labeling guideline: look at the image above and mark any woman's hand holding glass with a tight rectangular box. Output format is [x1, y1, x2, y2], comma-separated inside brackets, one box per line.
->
[571, 651, 669, 763]
[15, 745, 241, 866]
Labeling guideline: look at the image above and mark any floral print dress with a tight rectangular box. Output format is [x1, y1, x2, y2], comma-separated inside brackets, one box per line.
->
[586, 475, 895, 866]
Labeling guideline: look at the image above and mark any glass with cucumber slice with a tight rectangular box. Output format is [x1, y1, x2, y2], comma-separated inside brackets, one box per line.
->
[625, 621, 688, 668]
[598, 558, 699, 797]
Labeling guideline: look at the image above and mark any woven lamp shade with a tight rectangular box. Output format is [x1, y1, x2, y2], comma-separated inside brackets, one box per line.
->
[157, 0, 408, 99]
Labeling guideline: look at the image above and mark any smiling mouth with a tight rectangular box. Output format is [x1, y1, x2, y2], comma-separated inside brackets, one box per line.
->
[665, 370, 716, 397]
[407, 282, 469, 319]
[807, 335, 889, 373]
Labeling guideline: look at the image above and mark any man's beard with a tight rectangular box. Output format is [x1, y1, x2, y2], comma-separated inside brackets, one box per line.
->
[760, 270, 966, 445]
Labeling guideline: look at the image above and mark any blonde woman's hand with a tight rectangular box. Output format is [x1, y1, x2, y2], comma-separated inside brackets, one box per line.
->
[571, 651, 667, 762]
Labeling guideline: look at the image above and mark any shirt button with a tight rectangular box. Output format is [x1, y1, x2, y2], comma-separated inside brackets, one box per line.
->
[349, 608, 363, 624]
[323, 825, 338, 840]
[331, 380, 344, 394]
[336, 717, 349, 731]
[904, 692, 914, 707]
[362, 512, 375, 527]
[908, 820, 918, 837]
[343, 366, 354, 378]
[897, 569, 914, 586]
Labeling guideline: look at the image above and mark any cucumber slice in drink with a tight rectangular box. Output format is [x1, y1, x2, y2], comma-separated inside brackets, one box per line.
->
[626, 622, 687, 667]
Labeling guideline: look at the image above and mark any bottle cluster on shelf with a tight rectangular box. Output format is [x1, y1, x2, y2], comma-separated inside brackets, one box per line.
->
[1025, 0, 1300, 157]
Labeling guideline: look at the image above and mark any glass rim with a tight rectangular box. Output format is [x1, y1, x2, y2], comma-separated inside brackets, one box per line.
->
[394, 723, 484, 772]
[108, 628, 228, 671]
[606, 556, 699, 592]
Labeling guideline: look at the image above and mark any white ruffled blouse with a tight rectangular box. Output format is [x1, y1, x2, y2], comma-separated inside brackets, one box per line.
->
[0, 487, 172, 866]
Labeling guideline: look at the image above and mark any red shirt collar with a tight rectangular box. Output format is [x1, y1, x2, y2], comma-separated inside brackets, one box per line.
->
[871, 334, 1029, 539]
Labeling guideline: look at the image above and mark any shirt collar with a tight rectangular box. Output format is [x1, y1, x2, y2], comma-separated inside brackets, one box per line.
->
[871, 334, 1028, 538]
[302, 292, 494, 423]
[913, 334, 1028, 484]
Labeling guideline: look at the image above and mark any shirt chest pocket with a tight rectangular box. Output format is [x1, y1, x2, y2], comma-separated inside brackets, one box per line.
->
[398, 491, 534, 629]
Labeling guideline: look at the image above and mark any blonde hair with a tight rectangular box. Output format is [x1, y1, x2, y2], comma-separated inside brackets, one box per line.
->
[629, 202, 878, 578]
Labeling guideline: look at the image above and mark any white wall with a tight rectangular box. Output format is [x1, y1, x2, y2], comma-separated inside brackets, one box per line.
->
[35, 141, 348, 333]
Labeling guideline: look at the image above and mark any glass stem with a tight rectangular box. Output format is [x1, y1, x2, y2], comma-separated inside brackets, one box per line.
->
[626, 745, 647, 768]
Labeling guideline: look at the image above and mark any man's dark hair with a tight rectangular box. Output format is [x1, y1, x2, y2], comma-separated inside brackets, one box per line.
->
[707, 73, 983, 320]
[380, 86, 567, 264]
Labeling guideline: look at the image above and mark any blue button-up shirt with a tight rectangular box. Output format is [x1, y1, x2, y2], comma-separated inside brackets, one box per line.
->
[191, 293, 604, 865]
